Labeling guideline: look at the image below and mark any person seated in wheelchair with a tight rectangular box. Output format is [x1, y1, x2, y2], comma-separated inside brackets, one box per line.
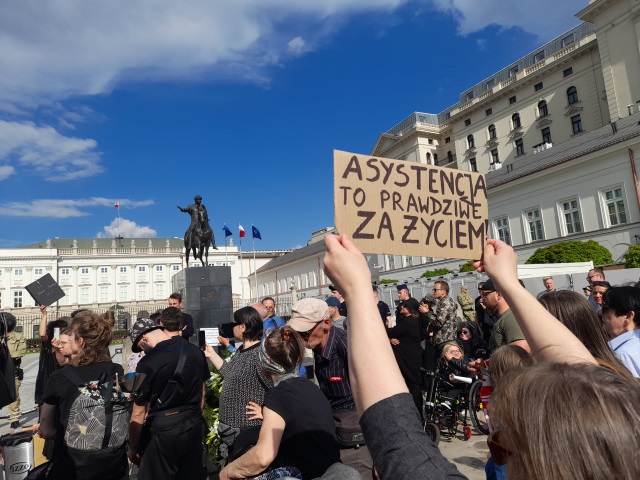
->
[438, 341, 476, 405]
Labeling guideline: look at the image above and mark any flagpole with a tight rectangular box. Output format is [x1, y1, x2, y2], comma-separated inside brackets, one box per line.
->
[224, 226, 228, 265]
[239, 232, 244, 305]
[252, 233, 257, 303]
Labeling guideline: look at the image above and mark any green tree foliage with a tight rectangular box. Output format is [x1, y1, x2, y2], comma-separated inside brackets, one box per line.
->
[420, 268, 454, 278]
[525, 240, 613, 265]
[459, 260, 476, 272]
[378, 278, 399, 284]
[624, 244, 640, 268]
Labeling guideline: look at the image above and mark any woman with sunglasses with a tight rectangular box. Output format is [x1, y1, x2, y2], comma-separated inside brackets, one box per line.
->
[457, 321, 488, 359]
[322, 234, 640, 480]
[203, 306, 272, 459]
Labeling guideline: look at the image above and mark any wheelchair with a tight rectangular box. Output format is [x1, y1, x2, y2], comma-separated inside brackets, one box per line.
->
[421, 365, 488, 445]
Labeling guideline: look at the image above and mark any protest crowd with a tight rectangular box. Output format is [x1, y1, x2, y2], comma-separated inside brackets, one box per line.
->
[1, 236, 639, 479]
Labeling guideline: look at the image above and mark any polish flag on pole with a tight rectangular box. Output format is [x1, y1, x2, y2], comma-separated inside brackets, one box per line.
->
[239, 225, 246, 238]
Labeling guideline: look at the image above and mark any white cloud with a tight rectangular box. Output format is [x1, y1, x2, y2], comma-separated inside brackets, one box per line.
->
[432, 0, 586, 40]
[0, 165, 15, 180]
[0, 197, 154, 218]
[288, 37, 306, 56]
[0, 0, 406, 108]
[97, 218, 157, 238]
[0, 120, 102, 181]
[0, 1, 590, 110]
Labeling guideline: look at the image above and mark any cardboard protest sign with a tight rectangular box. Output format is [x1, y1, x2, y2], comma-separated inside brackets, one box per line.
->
[25, 273, 66, 306]
[334, 150, 488, 260]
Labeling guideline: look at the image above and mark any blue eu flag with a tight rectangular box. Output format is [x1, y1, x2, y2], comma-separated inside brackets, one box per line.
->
[252, 226, 262, 240]
[223, 225, 232, 237]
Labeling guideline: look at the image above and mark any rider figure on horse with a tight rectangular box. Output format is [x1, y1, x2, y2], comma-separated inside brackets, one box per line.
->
[178, 195, 217, 265]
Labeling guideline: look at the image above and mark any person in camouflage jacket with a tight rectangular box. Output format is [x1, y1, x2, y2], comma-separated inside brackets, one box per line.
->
[431, 281, 459, 350]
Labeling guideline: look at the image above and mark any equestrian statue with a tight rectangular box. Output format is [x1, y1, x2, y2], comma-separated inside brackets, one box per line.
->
[177, 195, 217, 266]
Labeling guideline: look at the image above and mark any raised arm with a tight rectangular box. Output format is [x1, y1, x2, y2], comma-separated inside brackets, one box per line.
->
[474, 239, 596, 365]
[38, 305, 48, 339]
[323, 235, 408, 413]
[324, 235, 466, 480]
[202, 342, 224, 371]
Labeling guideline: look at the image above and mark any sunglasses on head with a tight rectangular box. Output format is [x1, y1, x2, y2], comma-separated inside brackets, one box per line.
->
[487, 430, 511, 466]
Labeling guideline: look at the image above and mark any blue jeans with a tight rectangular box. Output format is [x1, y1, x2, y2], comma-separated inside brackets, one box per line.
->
[485, 457, 507, 480]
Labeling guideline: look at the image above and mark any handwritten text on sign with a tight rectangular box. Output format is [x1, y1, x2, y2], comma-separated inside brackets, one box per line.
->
[334, 150, 488, 260]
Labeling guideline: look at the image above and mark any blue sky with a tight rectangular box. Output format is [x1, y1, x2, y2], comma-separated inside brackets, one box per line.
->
[0, 0, 587, 250]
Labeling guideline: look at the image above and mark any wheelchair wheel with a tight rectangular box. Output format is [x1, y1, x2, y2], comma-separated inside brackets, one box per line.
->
[424, 422, 440, 446]
[463, 426, 472, 441]
[469, 380, 490, 435]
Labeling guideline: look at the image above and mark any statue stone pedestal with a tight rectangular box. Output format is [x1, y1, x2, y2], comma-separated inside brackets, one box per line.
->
[171, 266, 233, 333]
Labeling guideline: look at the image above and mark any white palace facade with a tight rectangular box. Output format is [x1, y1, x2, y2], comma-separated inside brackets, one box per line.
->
[0, 237, 288, 315]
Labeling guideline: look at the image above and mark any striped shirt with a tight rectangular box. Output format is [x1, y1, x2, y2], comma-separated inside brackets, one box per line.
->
[314, 326, 354, 410]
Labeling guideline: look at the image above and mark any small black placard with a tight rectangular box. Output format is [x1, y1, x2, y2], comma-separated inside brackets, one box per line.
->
[25, 273, 66, 306]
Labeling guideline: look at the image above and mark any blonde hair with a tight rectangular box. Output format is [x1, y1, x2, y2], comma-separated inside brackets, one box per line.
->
[67, 311, 114, 367]
[441, 341, 461, 360]
[490, 363, 640, 480]
[489, 345, 533, 388]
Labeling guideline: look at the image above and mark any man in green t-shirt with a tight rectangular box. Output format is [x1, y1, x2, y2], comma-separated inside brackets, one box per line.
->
[479, 279, 530, 353]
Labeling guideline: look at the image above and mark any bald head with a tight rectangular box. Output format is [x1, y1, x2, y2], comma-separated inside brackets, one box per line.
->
[251, 303, 269, 322]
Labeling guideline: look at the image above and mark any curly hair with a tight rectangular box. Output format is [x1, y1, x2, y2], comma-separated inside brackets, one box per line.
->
[67, 310, 114, 367]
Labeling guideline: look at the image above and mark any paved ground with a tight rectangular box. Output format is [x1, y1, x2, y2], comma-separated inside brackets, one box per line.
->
[0, 350, 486, 479]
[438, 428, 488, 480]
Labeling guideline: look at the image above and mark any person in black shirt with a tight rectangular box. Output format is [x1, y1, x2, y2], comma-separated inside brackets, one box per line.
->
[374, 286, 392, 328]
[394, 284, 414, 323]
[38, 311, 127, 480]
[127, 318, 209, 480]
[329, 284, 348, 317]
[168, 292, 194, 339]
[387, 298, 423, 417]
[475, 281, 496, 346]
[220, 326, 345, 480]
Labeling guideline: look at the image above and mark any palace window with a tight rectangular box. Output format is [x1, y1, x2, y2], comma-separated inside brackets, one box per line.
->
[494, 217, 511, 245]
[525, 208, 545, 241]
[538, 100, 548, 117]
[602, 187, 628, 226]
[561, 198, 582, 234]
